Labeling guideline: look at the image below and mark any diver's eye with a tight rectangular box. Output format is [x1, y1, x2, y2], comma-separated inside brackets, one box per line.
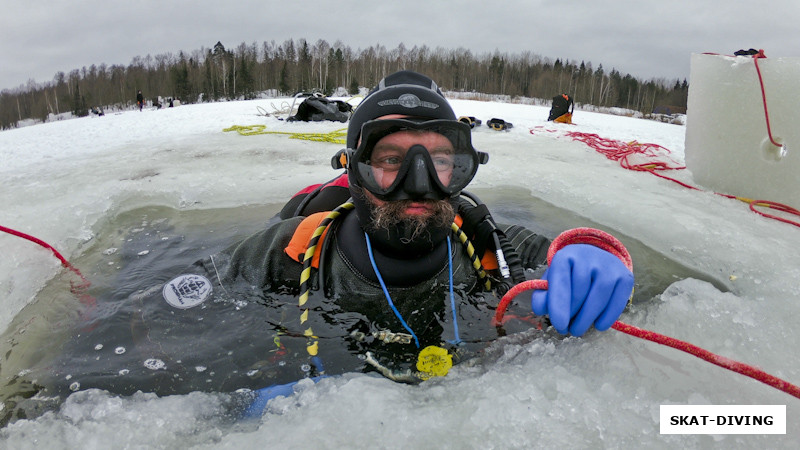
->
[432, 156, 454, 172]
[371, 155, 403, 170]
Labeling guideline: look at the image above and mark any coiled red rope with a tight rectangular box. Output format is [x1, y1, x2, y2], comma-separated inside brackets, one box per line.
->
[493, 227, 800, 401]
[564, 131, 686, 173]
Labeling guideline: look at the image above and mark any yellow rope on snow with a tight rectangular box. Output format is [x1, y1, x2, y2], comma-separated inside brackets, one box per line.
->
[223, 125, 347, 144]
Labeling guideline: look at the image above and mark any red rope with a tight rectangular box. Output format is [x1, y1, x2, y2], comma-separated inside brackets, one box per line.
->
[1, 224, 95, 306]
[749, 200, 800, 226]
[492, 228, 632, 327]
[497, 283, 800, 400]
[493, 279, 549, 326]
[611, 321, 800, 399]
[751, 50, 783, 148]
[493, 228, 800, 401]
[565, 131, 686, 172]
[700, 50, 783, 149]
[496, 285, 800, 401]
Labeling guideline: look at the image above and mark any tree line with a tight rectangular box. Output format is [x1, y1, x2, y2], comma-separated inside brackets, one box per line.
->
[0, 39, 688, 130]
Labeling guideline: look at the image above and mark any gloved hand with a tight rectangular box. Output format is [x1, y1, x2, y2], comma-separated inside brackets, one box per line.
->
[531, 244, 634, 336]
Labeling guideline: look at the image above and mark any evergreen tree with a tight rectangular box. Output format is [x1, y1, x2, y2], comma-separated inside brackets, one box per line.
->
[72, 83, 88, 117]
[279, 62, 289, 95]
[298, 39, 312, 91]
[349, 78, 359, 95]
[239, 58, 252, 99]
[171, 59, 191, 102]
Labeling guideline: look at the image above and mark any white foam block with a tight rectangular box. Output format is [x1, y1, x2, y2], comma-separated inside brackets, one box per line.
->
[685, 53, 799, 209]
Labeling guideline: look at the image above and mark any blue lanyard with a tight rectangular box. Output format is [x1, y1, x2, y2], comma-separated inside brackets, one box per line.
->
[364, 233, 462, 348]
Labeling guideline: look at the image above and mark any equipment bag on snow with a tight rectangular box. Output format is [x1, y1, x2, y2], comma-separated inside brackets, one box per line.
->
[288, 94, 353, 123]
[547, 94, 574, 123]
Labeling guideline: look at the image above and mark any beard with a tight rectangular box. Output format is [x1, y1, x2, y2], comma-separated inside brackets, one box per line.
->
[367, 198, 456, 243]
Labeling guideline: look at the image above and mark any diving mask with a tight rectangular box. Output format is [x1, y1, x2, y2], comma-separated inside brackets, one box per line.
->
[346, 119, 489, 201]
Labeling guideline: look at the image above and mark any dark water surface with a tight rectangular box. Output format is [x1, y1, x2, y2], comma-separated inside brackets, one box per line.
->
[0, 189, 725, 424]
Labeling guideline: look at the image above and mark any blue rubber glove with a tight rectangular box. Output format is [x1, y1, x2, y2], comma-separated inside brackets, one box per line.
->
[531, 244, 634, 336]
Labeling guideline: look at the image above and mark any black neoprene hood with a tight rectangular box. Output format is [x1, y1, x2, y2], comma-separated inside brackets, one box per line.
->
[346, 70, 457, 150]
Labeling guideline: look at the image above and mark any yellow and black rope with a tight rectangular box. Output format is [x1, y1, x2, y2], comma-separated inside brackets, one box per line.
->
[299, 202, 355, 357]
[450, 222, 492, 291]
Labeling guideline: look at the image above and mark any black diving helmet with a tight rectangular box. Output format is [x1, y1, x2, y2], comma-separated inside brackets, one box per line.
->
[348, 118, 489, 201]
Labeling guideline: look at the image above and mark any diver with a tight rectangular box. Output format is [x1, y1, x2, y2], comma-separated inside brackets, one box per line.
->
[231, 70, 634, 411]
[7, 70, 633, 422]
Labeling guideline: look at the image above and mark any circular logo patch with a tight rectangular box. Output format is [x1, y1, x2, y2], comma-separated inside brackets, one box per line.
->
[397, 93, 422, 108]
[162, 274, 212, 309]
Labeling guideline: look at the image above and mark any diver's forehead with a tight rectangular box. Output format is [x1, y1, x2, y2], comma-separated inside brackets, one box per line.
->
[374, 129, 453, 150]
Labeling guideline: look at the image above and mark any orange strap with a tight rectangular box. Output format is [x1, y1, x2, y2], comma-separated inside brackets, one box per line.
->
[480, 248, 499, 270]
[284, 212, 332, 268]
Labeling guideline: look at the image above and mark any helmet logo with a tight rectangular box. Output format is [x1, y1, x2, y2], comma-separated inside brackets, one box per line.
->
[377, 93, 439, 110]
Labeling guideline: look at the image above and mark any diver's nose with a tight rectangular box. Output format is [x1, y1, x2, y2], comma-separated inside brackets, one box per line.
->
[403, 146, 432, 198]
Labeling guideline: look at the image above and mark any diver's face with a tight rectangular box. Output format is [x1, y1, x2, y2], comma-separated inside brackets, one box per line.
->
[360, 114, 455, 219]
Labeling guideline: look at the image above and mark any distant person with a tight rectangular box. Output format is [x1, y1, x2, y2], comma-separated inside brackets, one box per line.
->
[136, 90, 144, 111]
[547, 94, 574, 123]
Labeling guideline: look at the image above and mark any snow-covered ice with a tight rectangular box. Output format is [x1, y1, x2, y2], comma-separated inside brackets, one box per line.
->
[0, 95, 797, 448]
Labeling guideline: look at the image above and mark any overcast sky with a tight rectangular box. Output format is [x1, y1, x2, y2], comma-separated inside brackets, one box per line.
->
[2, 0, 798, 92]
